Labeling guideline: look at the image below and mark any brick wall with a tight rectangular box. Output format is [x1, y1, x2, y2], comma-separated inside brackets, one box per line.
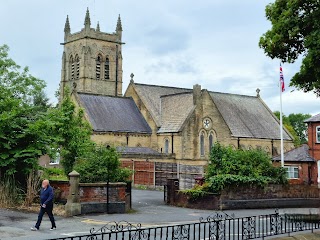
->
[51, 181, 127, 203]
[168, 181, 320, 210]
[308, 122, 320, 160]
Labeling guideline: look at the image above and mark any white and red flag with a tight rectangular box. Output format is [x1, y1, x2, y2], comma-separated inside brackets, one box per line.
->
[280, 64, 285, 92]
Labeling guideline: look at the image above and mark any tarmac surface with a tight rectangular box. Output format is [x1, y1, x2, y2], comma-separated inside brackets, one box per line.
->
[0, 189, 319, 239]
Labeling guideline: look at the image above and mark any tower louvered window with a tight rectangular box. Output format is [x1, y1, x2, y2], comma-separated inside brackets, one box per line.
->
[70, 56, 74, 80]
[96, 55, 101, 79]
[75, 55, 80, 79]
[105, 57, 110, 80]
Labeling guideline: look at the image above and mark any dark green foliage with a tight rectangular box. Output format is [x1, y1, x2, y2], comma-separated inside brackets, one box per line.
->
[259, 1, 320, 96]
[205, 143, 287, 193]
[56, 89, 94, 176]
[0, 44, 52, 181]
[74, 145, 132, 183]
[274, 111, 311, 145]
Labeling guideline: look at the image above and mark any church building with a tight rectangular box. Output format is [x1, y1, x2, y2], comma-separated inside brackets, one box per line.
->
[59, 10, 294, 189]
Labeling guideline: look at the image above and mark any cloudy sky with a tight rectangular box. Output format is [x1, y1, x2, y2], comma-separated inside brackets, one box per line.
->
[1, 0, 319, 115]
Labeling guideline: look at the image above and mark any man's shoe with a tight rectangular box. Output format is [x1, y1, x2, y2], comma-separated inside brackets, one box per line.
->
[50, 227, 56, 231]
[31, 227, 39, 231]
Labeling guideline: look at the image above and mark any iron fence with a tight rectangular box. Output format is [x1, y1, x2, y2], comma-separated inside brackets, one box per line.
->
[49, 210, 320, 240]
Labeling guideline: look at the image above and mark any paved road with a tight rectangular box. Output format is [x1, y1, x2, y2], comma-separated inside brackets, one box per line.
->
[0, 189, 315, 240]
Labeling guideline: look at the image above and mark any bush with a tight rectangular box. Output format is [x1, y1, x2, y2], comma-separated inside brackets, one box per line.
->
[0, 175, 24, 207]
[42, 167, 67, 181]
[74, 145, 132, 183]
[205, 142, 287, 193]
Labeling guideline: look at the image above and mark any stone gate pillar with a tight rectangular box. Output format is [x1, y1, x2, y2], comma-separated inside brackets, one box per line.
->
[65, 170, 81, 216]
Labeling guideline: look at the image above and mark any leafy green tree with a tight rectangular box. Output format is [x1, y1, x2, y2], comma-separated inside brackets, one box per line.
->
[74, 145, 131, 183]
[0, 45, 52, 180]
[259, 1, 320, 96]
[274, 111, 310, 145]
[205, 143, 287, 192]
[56, 89, 94, 176]
[288, 113, 311, 143]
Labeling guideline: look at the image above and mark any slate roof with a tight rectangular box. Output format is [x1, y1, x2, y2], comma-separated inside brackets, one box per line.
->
[304, 113, 320, 123]
[133, 83, 191, 127]
[273, 144, 315, 162]
[116, 146, 161, 156]
[209, 92, 292, 140]
[78, 93, 151, 133]
[158, 93, 195, 133]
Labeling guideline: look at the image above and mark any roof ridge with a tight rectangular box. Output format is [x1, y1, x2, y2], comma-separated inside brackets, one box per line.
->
[134, 82, 192, 91]
[209, 91, 257, 98]
[77, 92, 132, 100]
[160, 92, 193, 98]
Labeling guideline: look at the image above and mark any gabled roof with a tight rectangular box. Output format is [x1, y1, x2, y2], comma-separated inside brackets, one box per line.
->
[158, 93, 195, 133]
[78, 93, 151, 133]
[209, 92, 292, 140]
[305, 113, 320, 123]
[273, 144, 315, 162]
[133, 83, 191, 126]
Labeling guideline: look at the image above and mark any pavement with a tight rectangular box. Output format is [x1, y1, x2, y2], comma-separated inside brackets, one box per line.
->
[0, 189, 319, 239]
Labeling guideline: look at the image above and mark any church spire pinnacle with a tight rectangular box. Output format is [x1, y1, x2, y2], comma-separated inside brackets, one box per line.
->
[84, 8, 91, 28]
[96, 21, 100, 32]
[116, 14, 123, 32]
[64, 15, 71, 34]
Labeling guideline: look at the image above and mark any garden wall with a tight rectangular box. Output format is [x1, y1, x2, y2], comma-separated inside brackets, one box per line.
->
[51, 180, 131, 214]
[166, 179, 320, 210]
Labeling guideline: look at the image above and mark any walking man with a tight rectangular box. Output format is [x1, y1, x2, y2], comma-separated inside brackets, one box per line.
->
[31, 179, 56, 231]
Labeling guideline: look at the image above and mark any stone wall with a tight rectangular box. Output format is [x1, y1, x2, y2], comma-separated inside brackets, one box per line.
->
[167, 179, 320, 210]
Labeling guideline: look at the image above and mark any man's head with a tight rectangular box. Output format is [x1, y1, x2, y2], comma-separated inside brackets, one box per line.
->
[42, 179, 50, 189]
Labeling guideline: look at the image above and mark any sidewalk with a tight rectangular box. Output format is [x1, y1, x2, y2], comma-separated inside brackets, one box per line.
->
[272, 232, 320, 239]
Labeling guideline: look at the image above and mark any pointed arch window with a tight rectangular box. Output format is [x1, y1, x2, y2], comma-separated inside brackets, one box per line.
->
[200, 132, 205, 156]
[96, 55, 102, 80]
[164, 139, 169, 154]
[70, 56, 74, 80]
[209, 133, 214, 152]
[105, 57, 110, 80]
[75, 55, 80, 80]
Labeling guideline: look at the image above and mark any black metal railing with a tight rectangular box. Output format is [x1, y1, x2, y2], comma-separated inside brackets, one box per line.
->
[49, 210, 320, 240]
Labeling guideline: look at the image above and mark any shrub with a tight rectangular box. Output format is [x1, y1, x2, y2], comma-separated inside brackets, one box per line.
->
[205, 142, 287, 193]
[74, 145, 132, 183]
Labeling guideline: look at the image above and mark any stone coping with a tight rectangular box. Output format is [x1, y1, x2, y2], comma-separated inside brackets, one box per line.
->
[79, 182, 127, 187]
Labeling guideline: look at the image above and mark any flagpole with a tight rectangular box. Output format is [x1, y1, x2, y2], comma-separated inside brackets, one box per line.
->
[279, 63, 284, 167]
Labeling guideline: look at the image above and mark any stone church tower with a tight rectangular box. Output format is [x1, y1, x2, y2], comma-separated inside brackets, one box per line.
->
[60, 8, 123, 99]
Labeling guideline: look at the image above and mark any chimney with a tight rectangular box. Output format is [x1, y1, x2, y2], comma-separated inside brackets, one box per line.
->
[193, 84, 201, 105]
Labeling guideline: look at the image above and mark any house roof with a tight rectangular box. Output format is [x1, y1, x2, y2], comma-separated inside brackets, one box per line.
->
[273, 144, 315, 162]
[133, 83, 191, 127]
[209, 92, 292, 140]
[158, 93, 195, 133]
[78, 93, 152, 133]
[116, 146, 161, 156]
[304, 113, 320, 123]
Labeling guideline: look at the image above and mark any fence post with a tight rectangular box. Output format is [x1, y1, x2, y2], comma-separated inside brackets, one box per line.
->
[65, 170, 81, 216]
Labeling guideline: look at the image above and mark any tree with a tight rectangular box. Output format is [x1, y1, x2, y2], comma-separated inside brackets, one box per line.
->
[273, 111, 311, 145]
[55, 89, 94, 176]
[74, 145, 131, 183]
[0, 45, 52, 181]
[259, 1, 320, 96]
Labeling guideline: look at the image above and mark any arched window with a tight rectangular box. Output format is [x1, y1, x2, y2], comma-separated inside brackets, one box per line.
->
[164, 139, 169, 154]
[75, 55, 80, 80]
[70, 56, 74, 80]
[200, 132, 205, 156]
[105, 57, 110, 80]
[209, 133, 214, 152]
[96, 55, 102, 79]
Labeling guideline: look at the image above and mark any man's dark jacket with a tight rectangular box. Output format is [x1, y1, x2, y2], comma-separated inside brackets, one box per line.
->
[40, 185, 54, 205]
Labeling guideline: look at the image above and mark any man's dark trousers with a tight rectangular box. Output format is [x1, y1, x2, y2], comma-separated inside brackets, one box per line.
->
[35, 203, 56, 229]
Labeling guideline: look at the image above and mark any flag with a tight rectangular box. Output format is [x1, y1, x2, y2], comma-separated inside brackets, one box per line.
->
[280, 63, 285, 92]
